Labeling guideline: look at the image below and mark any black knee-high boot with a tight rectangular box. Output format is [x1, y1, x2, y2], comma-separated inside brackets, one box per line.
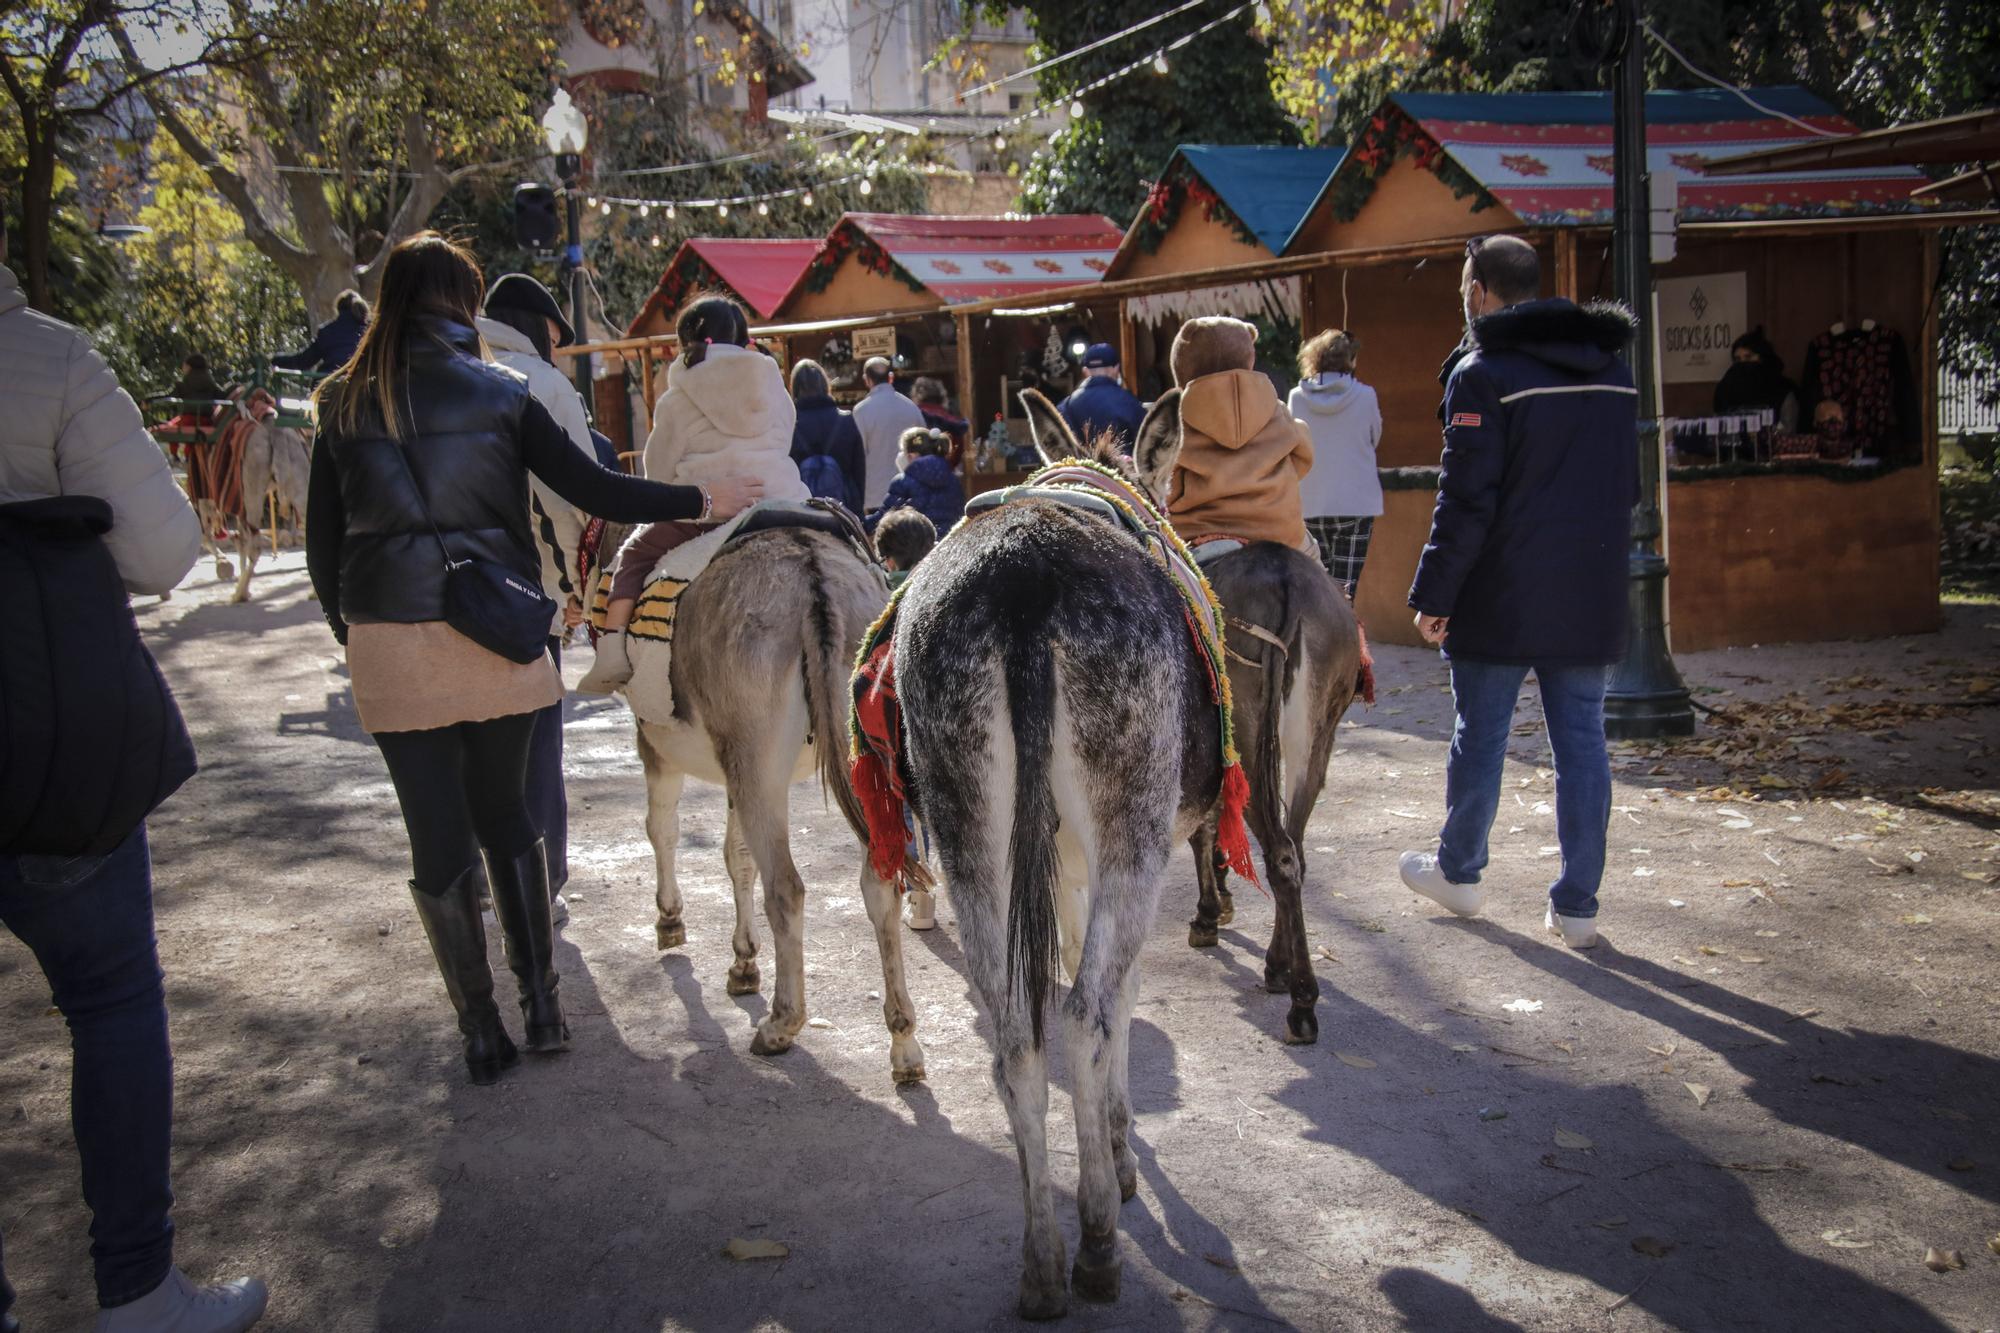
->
[408, 867, 519, 1084]
[484, 838, 569, 1053]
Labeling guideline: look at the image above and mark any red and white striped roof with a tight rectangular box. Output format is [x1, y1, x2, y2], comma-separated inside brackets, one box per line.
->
[826, 213, 1124, 304]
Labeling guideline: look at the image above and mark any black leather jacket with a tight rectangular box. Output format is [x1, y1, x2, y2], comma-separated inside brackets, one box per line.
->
[307, 318, 702, 639]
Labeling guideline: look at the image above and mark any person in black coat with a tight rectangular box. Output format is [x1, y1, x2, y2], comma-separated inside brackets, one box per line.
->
[788, 358, 867, 515]
[304, 233, 762, 1085]
[272, 290, 369, 373]
[1399, 234, 1639, 951]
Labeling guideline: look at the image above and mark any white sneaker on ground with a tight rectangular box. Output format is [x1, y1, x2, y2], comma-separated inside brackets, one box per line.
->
[551, 892, 569, 927]
[1545, 904, 1598, 949]
[1398, 850, 1486, 918]
[96, 1267, 268, 1333]
[905, 888, 936, 931]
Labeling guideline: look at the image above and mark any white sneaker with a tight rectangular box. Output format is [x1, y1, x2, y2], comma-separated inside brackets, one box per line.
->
[1545, 904, 1598, 949]
[575, 629, 633, 695]
[96, 1267, 268, 1333]
[551, 892, 569, 927]
[905, 888, 936, 931]
[1398, 850, 1486, 918]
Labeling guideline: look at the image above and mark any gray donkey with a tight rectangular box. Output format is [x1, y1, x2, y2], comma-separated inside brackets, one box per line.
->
[628, 525, 925, 1084]
[225, 415, 311, 604]
[1186, 543, 1363, 1044]
[891, 390, 1220, 1319]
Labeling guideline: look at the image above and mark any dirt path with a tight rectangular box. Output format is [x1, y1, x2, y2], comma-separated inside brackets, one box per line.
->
[3, 553, 1997, 1332]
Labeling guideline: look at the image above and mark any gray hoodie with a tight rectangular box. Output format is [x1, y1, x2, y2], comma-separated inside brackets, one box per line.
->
[1288, 372, 1383, 519]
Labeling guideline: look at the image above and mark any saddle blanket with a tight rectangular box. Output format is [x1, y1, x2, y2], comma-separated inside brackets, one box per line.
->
[589, 509, 754, 726]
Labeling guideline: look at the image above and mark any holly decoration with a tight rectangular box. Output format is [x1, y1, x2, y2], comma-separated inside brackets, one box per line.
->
[647, 247, 726, 324]
[1328, 104, 1495, 223]
[1130, 160, 1265, 256]
[802, 222, 929, 296]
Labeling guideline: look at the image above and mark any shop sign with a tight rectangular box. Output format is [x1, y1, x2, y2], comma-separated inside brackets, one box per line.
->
[853, 326, 896, 361]
[1654, 272, 1746, 384]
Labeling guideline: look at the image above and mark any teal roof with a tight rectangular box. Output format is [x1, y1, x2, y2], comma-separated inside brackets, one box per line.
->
[1175, 145, 1347, 253]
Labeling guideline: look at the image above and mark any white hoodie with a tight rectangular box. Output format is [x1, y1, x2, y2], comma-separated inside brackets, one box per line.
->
[476, 315, 594, 626]
[641, 343, 808, 503]
[1288, 372, 1384, 519]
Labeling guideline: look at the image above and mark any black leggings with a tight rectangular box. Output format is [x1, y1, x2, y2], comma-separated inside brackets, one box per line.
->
[374, 712, 539, 894]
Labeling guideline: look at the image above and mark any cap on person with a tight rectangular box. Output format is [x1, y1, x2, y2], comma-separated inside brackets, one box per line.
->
[483, 273, 575, 347]
[1081, 342, 1119, 369]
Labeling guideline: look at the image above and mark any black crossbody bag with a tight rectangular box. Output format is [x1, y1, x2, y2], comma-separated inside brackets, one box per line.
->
[388, 387, 556, 665]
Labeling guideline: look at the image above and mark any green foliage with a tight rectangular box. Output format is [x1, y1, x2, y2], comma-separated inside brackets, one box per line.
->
[984, 0, 1299, 220]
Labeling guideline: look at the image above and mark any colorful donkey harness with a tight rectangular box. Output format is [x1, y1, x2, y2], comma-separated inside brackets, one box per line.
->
[849, 457, 1260, 893]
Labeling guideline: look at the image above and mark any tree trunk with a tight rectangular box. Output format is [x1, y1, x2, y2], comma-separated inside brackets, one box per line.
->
[20, 129, 57, 312]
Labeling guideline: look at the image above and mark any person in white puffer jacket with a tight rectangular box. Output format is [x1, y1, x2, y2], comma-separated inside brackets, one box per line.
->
[579, 294, 796, 693]
[1, 246, 268, 1332]
[1289, 328, 1383, 600]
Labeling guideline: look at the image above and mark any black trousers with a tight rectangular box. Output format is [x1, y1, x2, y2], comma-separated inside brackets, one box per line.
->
[526, 639, 569, 892]
[374, 711, 538, 894]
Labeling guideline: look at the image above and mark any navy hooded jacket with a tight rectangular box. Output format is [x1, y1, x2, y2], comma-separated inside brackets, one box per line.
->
[869, 454, 964, 538]
[272, 308, 366, 373]
[1409, 298, 1640, 667]
[789, 393, 867, 515]
[1059, 375, 1146, 452]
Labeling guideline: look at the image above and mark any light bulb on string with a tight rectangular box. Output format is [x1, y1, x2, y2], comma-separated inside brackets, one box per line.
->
[717, 202, 728, 217]
[757, 200, 769, 216]
[585, 196, 598, 208]
[599, 201, 611, 216]
[1153, 53, 1169, 75]
[859, 178, 873, 196]
[803, 190, 814, 207]
[665, 204, 675, 220]
[1069, 99, 1084, 119]
[994, 133, 1006, 152]
[639, 203, 650, 217]
[651, 235, 661, 248]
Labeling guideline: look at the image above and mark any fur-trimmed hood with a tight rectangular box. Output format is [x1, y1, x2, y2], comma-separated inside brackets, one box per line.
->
[1469, 298, 1637, 376]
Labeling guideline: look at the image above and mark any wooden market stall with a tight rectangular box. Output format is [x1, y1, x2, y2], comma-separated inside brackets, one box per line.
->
[1269, 86, 1981, 650]
[763, 211, 1125, 491]
[1101, 144, 1345, 399]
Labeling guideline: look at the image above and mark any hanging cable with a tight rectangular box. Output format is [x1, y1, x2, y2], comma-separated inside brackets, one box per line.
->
[1639, 21, 1844, 138]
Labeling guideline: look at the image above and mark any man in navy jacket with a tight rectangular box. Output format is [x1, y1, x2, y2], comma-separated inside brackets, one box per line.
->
[271, 290, 368, 373]
[1399, 234, 1639, 950]
[1058, 343, 1145, 452]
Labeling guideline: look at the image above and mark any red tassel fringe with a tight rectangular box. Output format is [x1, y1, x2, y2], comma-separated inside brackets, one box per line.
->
[1355, 621, 1376, 706]
[850, 751, 909, 885]
[1217, 762, 1262, 892]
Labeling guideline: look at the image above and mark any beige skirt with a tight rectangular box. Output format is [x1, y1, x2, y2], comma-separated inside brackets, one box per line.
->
[348, 621, 562, 734]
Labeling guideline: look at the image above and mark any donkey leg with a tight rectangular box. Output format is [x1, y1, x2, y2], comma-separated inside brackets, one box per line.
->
[859, 864, 925, 1083]
[230, 528, 255, 603]
[1187, 816, 1222, 948]
[722, 805, 760, 995]
[1270, 831, 1319, 1044]
[636, 726, 688, 949]
[731, 773, 807, 1056]
[1106, 964, 1143, 1202]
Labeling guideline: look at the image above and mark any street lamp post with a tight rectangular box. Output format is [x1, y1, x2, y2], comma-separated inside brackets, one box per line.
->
[1601, 0, 1695, 739]
[540, 89, 593, 407]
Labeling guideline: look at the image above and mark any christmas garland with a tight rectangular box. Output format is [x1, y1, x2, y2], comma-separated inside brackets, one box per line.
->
[650, 249, 724, 323]
[802, 223, 929, 296]
[1131, 161, 1266, 256]
[1327, 105, 1497, 223]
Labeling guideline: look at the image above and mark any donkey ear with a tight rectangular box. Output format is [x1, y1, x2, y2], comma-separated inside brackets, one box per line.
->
[1131, 388, 1184, 503]
[1018, 388, 1079, 465]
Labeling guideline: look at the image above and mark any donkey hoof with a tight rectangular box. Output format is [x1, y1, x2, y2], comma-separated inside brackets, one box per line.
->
[655, 920, 686, 951]
[749, 1022, 795, 1056]
[891, 1035, 927, 1084]
[1216, 892, 1236, 926]
[725, 964, 760, 995]
[1263, 967, 1292, 995]
[892, 1062, 926, 1086]
[1070, 1257, 1121, 1304]
[1285, 1006, 1320, 1045]
[229, 588, 250, 605]
[1016, 1285, 1067, 1322]
[1188, 921, 1219, 949]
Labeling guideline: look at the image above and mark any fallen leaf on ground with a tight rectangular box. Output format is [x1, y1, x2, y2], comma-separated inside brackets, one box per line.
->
[1668, 898, 1687, 908]
[1697, 945, 1724, 957]
[1552, 1040, 1574, 1055]
[805, 1017, 836, 1029]
[1450, 1043, 1477, 1053]
[1755, 929, 1781, 938]
[1737, 955, 1768, 965]
[1811, 1070, 1862, 1087]
[1948, 1157, 1975, 1171]
[1201, 1252, 1239, 1272]
[1502, 998, 1544, 1013]
[1821, 1229, 1873, 1249]
[1478, 1107, 1508, 1121]
[1685, 1082, 1713, 1108]
[1900, 913, 1933, 925]
[1647, 1042, 1678, 1057]
[1785, 1008, 1822, 1023]
[1923, 1247, 1965, 1273]
[723, 1238, 790, 1261]
[1316, 946, 1340, 964]
[1357, 920, 1387, 933]
[1593, 1216, 1629, 1229]
[1553, 1127, 1594, 1150]
[1334, 1051, 1377, 1069]
[1632, 866, 1656, 877]
[1631, 1236, 1676, 1258]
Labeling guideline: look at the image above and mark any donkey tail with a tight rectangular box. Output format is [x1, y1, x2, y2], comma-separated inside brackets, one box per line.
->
[1003, 630, 1062, 1048]
[1245, 583, 1303, 856]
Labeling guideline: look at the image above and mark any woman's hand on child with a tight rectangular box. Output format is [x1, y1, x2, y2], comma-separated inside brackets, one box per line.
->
[707, 475, 765, 518]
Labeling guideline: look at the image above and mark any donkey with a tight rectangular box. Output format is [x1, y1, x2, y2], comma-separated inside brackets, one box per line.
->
[890, 390, 1220, 1319]
[1185, 544, 1363, 1044]
[624, 524, 926, 1084]
[225, 413, 311, 604]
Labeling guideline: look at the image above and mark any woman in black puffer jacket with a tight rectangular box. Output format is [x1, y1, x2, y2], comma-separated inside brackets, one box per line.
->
[306, 233, 761, 1084]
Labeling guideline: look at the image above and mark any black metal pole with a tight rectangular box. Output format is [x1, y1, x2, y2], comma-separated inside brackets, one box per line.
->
[1602, 0, 1694, 739]
[557, 152, 591, 408]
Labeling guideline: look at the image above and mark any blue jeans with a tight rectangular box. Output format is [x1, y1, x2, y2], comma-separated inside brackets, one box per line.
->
[0, 828, 175, 1314]
[1437, 660, 1611, 919]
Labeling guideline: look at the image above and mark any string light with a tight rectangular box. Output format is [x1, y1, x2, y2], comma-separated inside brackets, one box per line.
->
[1153, 53, 1169, 74]
[802, 190, 813, 207]
[666, 204, 675, 219]
[598, 201, 610, 215]
[639, 203, 650, 217]
[585, 196, 597, 208]
[859, 178, 873, 196]
[757, 200, 769, 216]
[994, 133, 1006, 152]
[651, 234, 661, 247]
[717, 202, 728, 217]
[1069, 99, 1084, 118]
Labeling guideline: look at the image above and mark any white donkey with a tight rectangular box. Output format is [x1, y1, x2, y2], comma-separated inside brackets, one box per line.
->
[627, 521, 926, 1084]
[215, 411, 310, 603]
[890, 391, 1223, 1318]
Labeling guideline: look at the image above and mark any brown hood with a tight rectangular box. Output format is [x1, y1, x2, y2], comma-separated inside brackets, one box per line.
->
[1179, 369, 1283, 450]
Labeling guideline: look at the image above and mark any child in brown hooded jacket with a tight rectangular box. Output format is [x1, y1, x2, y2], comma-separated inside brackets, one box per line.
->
[1166, 316, 1315, 552]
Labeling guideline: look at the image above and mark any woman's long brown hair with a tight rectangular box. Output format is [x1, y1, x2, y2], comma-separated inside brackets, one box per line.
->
[314, 232, 486, 440]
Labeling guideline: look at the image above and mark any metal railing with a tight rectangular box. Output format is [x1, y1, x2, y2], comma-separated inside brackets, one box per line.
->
[1941, 364, 2000, 435]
